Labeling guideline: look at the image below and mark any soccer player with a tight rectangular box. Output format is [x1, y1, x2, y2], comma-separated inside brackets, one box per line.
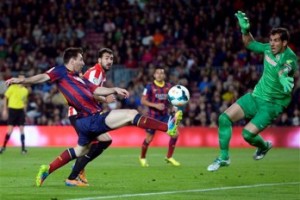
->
[139, 67, 181, 167]
[207, 11, 298, 172]
[67, 48, 115, 185]
[0, 74, 29, 154]
[5, 47, 183, 187]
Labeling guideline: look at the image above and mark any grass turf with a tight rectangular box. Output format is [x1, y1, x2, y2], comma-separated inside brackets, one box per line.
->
[0, 147, 299, 200]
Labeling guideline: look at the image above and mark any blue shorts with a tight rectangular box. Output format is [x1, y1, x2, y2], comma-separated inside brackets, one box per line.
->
[146, 114, 170, 135]
[75, 112, 111, 146]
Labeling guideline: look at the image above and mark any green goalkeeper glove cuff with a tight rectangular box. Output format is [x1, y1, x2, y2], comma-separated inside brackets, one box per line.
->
[279, 73, 294, 93]
[235, 11, 250, 34]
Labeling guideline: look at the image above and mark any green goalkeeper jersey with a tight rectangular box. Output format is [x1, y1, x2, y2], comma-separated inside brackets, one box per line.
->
[247, 41, 298, 107]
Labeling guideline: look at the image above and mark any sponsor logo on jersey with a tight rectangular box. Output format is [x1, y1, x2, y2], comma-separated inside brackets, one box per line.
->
[265, 54, 277, 66]
[155, 93, 168, 100]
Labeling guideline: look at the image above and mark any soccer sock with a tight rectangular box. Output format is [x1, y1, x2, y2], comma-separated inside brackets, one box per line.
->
[20, 133, 25, 150]
[242, 129, 267, 149]
[141, 139, 150, 158]
[68, 155, 91, 180]
[49, 148, 76, 174]
[166, 137, 178, 158]
[133, 114, 168, 132]
[218, 113, 232, 160]
[87, 140, 112, 161]
[3, 133, 11, 148]
[68, 141, 112, 180]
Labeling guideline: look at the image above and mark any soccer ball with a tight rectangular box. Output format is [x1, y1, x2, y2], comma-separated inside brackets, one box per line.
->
[167, 85, 190, 106]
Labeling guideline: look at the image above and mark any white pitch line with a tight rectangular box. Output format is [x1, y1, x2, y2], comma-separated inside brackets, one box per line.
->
[67, 182, 300, 200]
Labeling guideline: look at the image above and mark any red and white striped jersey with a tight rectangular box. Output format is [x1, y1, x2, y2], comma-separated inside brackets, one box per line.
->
[68, 63, 106, 116]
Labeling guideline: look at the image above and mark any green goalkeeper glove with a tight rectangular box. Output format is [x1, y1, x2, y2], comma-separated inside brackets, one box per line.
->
[279, 73, 294, 93]
[235, 11, 250, 34]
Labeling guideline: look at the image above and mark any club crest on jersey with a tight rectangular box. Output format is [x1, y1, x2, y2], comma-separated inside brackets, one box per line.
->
[93, 78, 100, 85]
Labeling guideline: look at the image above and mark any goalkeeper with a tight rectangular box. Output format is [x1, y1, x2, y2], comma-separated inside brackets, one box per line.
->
[208, 11, 298, 172]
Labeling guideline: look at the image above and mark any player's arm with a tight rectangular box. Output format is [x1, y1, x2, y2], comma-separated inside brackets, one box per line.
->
[1, 96, 8, 120]
[93, 95, 107, 102]
[141, 95, 164, 110]
[235, 10, 268, 53]
[84, 71, 115, 103]
[278, 59, 297, 93]
[93, 93, 116, 103]
[235, 10, 253, 47]
[5, 74, 50, 86]
[242, 33, 254, 47]
[93, 87, 129, 99]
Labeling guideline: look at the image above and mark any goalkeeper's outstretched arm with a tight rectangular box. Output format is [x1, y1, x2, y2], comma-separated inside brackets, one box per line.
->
[242, 33, 254, 48]
[235, 10, 255, 48]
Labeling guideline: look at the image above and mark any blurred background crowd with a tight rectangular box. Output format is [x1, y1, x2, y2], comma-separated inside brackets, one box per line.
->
[0, 0, 299, 127]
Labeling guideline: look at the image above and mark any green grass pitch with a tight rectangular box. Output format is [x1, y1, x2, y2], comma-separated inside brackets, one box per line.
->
[0, 147, 299, 200]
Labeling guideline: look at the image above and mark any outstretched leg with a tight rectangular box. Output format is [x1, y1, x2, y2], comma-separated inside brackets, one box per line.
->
[207, 103, 244, 172]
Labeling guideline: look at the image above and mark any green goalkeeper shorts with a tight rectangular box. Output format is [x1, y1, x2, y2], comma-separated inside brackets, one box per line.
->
[236, 93, 284, 130]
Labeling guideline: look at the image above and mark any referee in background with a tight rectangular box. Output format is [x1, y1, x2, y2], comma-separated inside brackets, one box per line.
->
[0, 73, 29, 154]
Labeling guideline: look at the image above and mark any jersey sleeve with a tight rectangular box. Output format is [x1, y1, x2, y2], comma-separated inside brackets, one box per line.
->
[142, 84, 151, 98]
[46, 66, 64, 82]
[247, 41, 269, 54]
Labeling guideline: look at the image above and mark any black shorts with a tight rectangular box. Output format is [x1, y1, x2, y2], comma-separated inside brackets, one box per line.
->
[8, 108, 25, 126]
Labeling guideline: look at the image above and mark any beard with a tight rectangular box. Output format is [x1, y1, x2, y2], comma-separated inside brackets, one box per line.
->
[101, 62, 111, 72]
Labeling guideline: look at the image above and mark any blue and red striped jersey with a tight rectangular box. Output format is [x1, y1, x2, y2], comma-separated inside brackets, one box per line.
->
[68, 63, 106, 116]
[46, 65, 101, 117]
[142, 82, 172, 117]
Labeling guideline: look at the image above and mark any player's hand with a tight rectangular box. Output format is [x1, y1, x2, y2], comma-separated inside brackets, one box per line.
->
[235, 10, 250, 34]
[5, 77, 24, 86]
[279, 74, 294, 93]
[105, 94, 116, 103]
[114, 87, 129, 98]
[155, 103, 165, 111]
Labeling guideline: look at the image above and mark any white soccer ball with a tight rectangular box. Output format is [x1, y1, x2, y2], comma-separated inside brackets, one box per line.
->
[167, 85, 190, 106]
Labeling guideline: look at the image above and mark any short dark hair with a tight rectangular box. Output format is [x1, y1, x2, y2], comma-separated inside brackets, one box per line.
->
[63, 47, 83, 64]
[270, 27, 290, 42]
[98, 48, 113, 58]
[155, 66, 165, 71]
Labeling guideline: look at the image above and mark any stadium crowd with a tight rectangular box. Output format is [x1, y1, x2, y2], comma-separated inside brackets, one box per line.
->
[0, 0, 299, 126]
